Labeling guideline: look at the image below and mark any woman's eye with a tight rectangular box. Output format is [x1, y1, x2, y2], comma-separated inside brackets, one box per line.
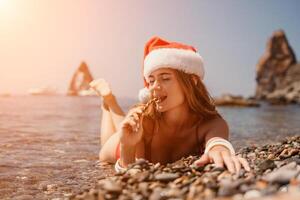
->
[149, 80, 155, 84]
[162, 78, 170, 81]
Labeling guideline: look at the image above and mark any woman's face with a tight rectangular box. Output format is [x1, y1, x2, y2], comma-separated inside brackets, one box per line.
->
[148, 68, 185, 112]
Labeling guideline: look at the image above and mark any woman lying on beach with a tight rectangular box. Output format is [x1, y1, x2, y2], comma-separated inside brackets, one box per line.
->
[90, 36, 250, 174]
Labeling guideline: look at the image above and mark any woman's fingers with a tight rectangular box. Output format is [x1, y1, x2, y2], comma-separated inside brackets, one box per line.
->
[206, 147, 250, 174]
[231, 156, 241, 174]
[221, 151, 235, 173]
[125, 111, 143, 132]
[128, 119, 136, 127]
[132, 113, 139, 121]
[127, 106, 143, 116]
[122, 105, 147, 135]
[210, 151, 224, 168]
[238, 156, 251, 171]
[194, 154, 210, 166]
[122, 121, 133, 132]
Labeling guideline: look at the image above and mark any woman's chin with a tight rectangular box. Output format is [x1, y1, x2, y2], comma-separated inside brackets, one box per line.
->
[157, 105, 166, 112]
[157, 104, 171, 113]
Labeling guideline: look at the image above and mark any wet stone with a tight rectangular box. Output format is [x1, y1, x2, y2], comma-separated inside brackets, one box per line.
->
[257, 159, 276, 173]
[243, 189, 262, 199]
[285, 156, 300, 165]
[138, 182, 149, 196]
[154, 173, 180, 182]
[218, 185, 238, 197]
[98, 179, 122, 193]
[135, 171, 150, 182]
[260, 185, 279, 196]
[263, 168, 299, 184]
[212, 166, 226, 172]
[126, 168, 141, 176]
[14, 195, 34, 200]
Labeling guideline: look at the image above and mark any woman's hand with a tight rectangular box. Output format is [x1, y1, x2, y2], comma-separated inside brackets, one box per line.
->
[119, 106, 144, 147]
[194, 145, 250, 174]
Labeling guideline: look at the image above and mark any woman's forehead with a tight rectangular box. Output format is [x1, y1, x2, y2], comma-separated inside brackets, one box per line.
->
[149, 68, 174, 77]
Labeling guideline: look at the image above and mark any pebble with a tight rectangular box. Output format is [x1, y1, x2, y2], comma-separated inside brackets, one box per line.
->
[258, 159, 276, 172]
[244, 190, 261, 199]
[154, 173, 180, 182]
[98, 179, 122, 194]
[126, 168, 142, 176]
[264, 168, 299, 184]
[71, 135, 300, 200]
[14, 195, 34, 200]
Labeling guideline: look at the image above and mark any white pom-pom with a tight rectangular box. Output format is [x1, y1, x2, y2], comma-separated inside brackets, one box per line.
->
[138, 87, 150, 103]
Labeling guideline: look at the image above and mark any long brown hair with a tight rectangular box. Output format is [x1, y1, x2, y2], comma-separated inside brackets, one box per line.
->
[141, 69, 220, 122]
[174, 69, 220, 120]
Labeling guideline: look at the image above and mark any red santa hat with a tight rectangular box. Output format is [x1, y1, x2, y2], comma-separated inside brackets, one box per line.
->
[139, 36, 205, 103]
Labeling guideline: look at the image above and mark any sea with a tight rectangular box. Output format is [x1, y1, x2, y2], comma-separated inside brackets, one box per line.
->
[0, 95, 299, 149]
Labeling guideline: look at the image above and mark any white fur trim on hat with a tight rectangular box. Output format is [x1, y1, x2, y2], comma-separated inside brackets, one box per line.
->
[138, 87, 151, 103]
[144, 48, 204, 82]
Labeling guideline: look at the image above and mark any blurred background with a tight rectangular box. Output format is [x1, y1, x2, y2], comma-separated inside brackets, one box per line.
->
[1, 0, 299, 98]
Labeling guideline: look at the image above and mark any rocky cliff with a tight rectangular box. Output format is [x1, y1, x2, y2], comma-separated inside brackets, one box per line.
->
[255, 30, 300, 104]
[67, 62, 94, 96]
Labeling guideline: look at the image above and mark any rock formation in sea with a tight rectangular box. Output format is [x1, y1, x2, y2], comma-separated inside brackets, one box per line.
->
[28, 87, 58, 96]
[214, 94, 260, 107]
[255, 30, 300, 104]
[67, 62, 95, 96]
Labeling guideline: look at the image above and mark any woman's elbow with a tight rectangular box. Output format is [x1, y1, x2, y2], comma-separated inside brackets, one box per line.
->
[98, 149, 115, 163]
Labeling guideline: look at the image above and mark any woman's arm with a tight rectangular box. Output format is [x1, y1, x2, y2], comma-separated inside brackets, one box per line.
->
[117, 105, 146, 168]
[120, 143, 136, 166]
[98, 131, 145, 164]
[194, 117, 250, 173]
[99, 105, 146, 165]
[99, 131, 121, 163]
[204, 117, 229, 142]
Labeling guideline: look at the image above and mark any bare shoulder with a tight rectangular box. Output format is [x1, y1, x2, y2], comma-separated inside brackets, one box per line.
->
[204, 116, 228, 129]
[198, 116, 229, 141]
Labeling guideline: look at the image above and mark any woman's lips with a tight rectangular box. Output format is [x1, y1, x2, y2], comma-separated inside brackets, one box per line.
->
[158, 96, 167, 103]
[155, 96, 167, 110]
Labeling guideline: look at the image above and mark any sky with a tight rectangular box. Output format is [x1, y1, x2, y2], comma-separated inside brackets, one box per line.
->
[0, 0, 299, 99]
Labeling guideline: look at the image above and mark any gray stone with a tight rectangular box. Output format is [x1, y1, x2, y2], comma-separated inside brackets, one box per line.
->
[243, 190, 262, 199]
[99, 179, 122, 193]
[154, 173, 179, 182]
[263, 168, 299, 184]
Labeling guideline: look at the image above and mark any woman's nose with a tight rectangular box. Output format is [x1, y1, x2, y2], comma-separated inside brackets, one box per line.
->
[153, 81, 161, 90]
[149, 81, 161, 93]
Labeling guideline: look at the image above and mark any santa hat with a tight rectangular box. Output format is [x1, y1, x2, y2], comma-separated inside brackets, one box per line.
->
[139, 36, 205, 103]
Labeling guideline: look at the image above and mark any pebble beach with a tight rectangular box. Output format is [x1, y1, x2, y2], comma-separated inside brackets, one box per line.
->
[71, 136, 300, 200]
